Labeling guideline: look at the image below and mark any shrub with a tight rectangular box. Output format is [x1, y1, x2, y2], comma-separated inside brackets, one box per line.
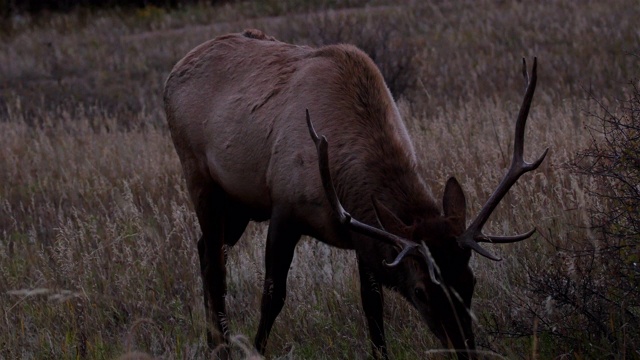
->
[525, 55, 639, 357]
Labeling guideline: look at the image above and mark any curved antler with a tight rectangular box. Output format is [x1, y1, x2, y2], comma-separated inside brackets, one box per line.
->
[306, 110, 424, 268]
[457, 58, 548, 261]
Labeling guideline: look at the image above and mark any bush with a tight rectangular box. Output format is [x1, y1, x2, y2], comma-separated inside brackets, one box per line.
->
[525, 56, 639, 357]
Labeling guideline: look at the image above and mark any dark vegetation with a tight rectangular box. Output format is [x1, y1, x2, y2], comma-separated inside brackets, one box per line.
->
[2, 0, 199, 17]
[0, 1, 638, 358]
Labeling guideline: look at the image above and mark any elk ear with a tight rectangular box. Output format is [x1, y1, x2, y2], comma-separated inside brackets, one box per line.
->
[443, 177, 466, 233]
[372, 196, 412, 237]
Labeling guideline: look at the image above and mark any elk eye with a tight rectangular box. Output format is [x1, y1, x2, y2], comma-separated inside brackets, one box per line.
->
[414, 287, 428, 303]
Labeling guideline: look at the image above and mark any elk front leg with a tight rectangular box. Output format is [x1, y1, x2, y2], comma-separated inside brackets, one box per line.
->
[254, 212, 301, 354]
[358, 260, 389, 359]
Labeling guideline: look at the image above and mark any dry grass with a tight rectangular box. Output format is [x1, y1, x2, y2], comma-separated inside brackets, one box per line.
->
[1, 0, 638, 359]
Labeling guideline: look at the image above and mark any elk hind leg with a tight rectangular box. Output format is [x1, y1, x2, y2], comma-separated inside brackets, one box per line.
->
[191, 180, 232, 357]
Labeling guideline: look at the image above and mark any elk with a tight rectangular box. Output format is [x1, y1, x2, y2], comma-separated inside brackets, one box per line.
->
[163, 29, 547, 359]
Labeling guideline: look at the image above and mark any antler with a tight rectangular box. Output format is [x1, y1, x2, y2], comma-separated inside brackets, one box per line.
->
[457, 58, 548, 261]
[306, 110, 424, 268]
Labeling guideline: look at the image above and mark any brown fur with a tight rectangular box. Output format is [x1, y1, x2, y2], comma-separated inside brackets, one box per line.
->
[164, 30, 476, 359]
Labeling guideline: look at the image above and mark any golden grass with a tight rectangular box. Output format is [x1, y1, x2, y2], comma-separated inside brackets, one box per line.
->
[1, 0, 638, 358]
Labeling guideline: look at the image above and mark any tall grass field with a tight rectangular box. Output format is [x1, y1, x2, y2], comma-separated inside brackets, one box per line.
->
[1, 1, 638, 359]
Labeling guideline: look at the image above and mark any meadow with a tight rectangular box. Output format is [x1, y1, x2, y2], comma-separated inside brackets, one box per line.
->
[1, 0, 638, 358]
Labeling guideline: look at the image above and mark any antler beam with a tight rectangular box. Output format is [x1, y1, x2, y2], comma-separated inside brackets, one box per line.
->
[457, 58, 548, 260]
[306, 109, 423, 267]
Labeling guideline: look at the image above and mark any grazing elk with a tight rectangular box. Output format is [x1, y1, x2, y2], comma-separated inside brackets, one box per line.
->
[163, 29, 547, 359]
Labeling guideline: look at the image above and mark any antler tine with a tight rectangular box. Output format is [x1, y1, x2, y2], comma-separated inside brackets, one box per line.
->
[384, 244, 418, 267]
[522, 58, 529, 89]
[480, 228, 536, 243]
[306, 109, 421, 267]
[458, 58, 549, 260]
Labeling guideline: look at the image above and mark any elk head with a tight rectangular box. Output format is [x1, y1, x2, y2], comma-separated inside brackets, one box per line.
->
[307, 58, 547, 356]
